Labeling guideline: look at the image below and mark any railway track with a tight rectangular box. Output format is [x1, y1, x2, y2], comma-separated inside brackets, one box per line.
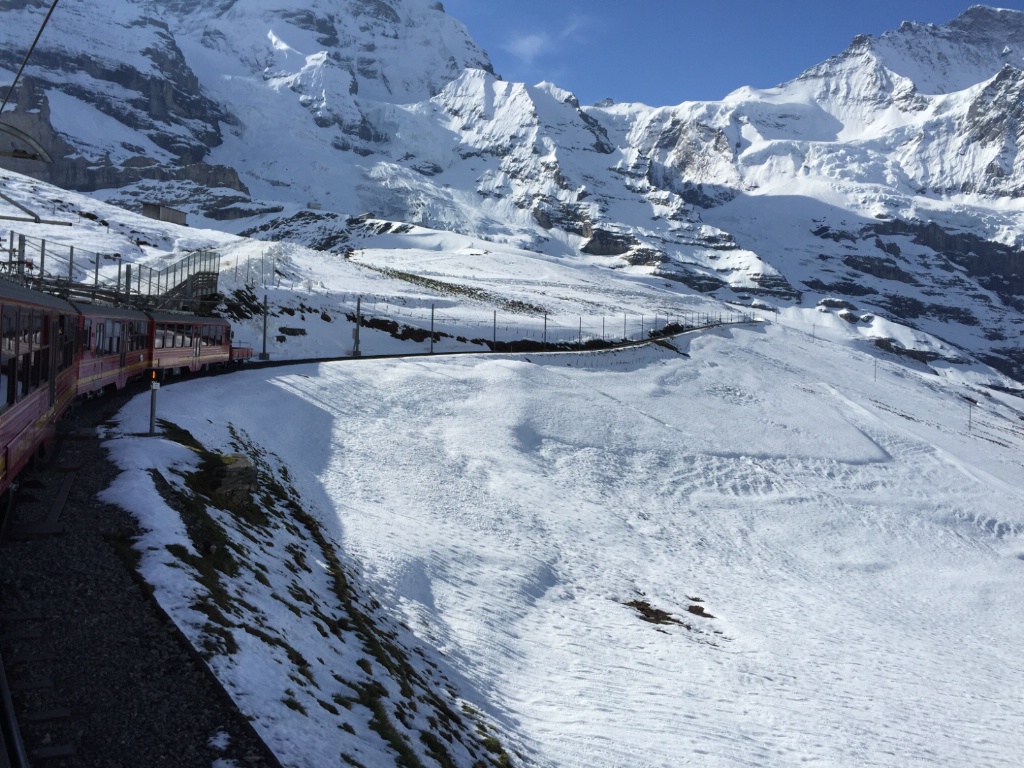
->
[0, 384, 281, 768]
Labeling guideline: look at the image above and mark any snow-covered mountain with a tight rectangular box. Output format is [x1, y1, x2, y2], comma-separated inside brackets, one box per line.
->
[2, 2, 1024, 380]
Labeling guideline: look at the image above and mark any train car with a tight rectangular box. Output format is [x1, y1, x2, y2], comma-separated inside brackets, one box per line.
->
[148, 310, 234, 375]
[71, 302, 151, 396]
[0, 280, 79, 498]
[0, 278, 245, 502]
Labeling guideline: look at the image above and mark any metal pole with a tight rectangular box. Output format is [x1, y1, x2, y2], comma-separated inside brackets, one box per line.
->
[260, 294, 269, 360]
[124, 263, 132, 301]
[39, 239, 45, 278]
[149, 375, 159, 435]
[94, 251, 99, 287]
[117, 258, 122, 300]
[493, 310, 497, 349]
[68, 245, 73, 282]
[623, 312, 627, 341]
[578, 317, 582, 348]
[543, 314, 547, 349]
[430, 304, 435, 354]
[353, 296, 361, 357]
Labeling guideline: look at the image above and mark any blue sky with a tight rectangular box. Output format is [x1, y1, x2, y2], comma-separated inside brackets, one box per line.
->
[441, 1, 1024, 105]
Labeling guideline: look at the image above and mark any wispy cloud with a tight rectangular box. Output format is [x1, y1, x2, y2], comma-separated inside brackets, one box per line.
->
[502, 15, 593, 67]
[504, 32, 553, 66]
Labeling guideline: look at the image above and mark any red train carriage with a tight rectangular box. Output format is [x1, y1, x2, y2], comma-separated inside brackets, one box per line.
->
[148, 311, 234, 375]
[0, 279, 246, 501]
[71, 302, 151, 396]
[0, 281, 79, 497]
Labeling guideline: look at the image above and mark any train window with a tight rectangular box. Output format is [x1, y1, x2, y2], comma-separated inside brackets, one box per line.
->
[2, 354, 13, 409]
[19, 350, 30, 397]
[58, 315, 73, 372]
[135, 321, 147, 352]
[1, 305, 15, 410]
[34, 345, 44, 387]
[19, 309, 31, 352]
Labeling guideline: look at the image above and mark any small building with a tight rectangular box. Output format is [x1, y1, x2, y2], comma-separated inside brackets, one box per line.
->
[142, 203, 187, 227]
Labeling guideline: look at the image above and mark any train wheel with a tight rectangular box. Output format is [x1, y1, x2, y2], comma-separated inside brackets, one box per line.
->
[33, 437, 56, 469]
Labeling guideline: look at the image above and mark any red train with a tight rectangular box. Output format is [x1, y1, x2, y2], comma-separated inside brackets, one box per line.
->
[0, 279, 251, 498]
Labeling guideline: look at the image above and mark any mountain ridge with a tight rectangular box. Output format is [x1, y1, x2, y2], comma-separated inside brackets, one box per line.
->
[2, 1, 1024, 379]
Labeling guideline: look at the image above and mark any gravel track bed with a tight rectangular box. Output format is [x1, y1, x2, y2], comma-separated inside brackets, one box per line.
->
[1, 383, 281, 768]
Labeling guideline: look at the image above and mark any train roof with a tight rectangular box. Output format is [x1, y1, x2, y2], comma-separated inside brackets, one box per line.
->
[0, 277, 79, 313]
[69, 300, 150, 320]
[147, 310, 227, 324]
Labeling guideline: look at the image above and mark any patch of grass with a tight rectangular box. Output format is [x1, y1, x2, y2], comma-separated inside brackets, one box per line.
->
[360, 263, 546, 315]
[357, 681, 426, 768]
[282, 695, 307, 715]
[420, 731, 459, 768]
[625, 599, 691, 628]
[318, 698, 340, 715]
[333, 694, 356, 710]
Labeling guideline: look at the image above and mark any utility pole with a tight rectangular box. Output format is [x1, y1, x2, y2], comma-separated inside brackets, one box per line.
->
[149, 371, 160, 436]
[259, 295, 270, 360]
[430, 304, 435, 354]
[352, 296, 362, 357]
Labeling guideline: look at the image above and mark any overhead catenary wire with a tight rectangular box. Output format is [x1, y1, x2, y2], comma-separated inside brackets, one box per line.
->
[0, 0, 62, 115]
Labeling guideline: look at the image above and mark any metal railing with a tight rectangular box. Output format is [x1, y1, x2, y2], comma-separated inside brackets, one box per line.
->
[2, 230, 220, 311]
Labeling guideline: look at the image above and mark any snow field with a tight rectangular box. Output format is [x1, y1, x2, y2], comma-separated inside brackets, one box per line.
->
[108, 320, 1024, 767]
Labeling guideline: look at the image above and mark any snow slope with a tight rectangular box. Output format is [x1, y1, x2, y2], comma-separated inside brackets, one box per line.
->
[105, 320, 1024, 767]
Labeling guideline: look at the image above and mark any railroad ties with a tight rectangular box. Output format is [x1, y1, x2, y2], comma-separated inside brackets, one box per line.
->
[0, 446, 81, 766]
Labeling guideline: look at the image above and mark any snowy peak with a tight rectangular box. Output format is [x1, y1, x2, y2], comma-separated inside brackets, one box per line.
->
[852, 5, 1024, 95]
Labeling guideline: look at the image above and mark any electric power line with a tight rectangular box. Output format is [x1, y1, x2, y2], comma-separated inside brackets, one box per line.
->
[0, 0, 62, 115]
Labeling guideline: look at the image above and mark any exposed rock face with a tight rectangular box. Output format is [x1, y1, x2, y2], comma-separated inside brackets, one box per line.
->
[581, 229, 636, 257]
[213, 453, 258, 508]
